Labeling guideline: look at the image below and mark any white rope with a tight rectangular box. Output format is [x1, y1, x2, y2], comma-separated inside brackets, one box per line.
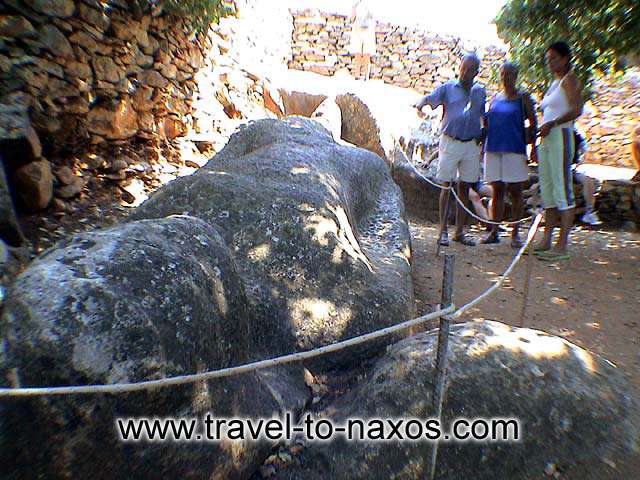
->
[0, 214, 543, 398]
[0, 306, 455, 397]
[451, 212, 543, 318]
[415, 169, 533, 227]
[449, 185, 533, 227]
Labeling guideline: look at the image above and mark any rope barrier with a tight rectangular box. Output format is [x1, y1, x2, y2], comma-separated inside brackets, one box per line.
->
[0, 214, 543, 398]
[0, 306, 455, 397]
[413, 169, 533, 227]
[449, 184, 534, 227]
[451, 212, 542, 318]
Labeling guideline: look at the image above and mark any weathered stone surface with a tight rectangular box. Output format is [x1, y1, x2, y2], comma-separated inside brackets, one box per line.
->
[310, 97, 342, 141]
[277, 320, 640, 480]
[334, 92, 390, 162]
[12, 159, 53, 211]
[270, 70, 422, 165]
[54, 175, 84, 198]
[24, 0, 75, 18]
[0, 216, 308, 479]
[64, 96, 90, 114]
[87, 98, 138, 139]
[53, 165, 74, 185]
[92, 56, 121, 83]
[279, 89, 327, 117]
[390, 145, 439, 221]
[132, 118, 414, 369]
[38, 24, 74, 58]
[0, 15, 37, 38]
[69, 31, 99, 52]
[0, 94, 31, 142]
[140, 69, 168, 88]
[111, 20, 136, 41]
[131, 85, 157, 111]
[77, 3, 110, 31]
[160, 63, 177, 79]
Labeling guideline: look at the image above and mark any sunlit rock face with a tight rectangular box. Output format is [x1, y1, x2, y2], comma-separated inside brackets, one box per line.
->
[0, 216, 307, 479]
[132, 118, 415, 368]
[274, 320, 640, 480]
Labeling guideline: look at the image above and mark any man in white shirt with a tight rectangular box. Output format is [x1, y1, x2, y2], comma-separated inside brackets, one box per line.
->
[349, 1, 376, 80]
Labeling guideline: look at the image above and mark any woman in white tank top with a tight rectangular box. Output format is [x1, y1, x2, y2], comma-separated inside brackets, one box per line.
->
[534, 41, 584, 260]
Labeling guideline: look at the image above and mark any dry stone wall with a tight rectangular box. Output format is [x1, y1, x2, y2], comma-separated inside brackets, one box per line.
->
[0, 0, 291, 215]
[289, 9, 504, 94]
[289, 9, 640, 170]
[578, 74, 640, 169]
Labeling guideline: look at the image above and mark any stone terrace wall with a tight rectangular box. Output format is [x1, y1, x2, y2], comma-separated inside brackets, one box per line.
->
[289, 9, 640, 169]
[289, 9, 504, 95]
[0, 0, 291, 213]
[578, 74, 640, 168]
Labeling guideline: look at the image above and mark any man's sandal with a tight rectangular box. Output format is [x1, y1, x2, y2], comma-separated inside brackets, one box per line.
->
[481, 233, 500, 244]
[453, 234, 477, 247]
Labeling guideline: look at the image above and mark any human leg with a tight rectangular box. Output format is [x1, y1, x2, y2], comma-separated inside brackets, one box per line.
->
[468, 187, 490, 222]
[555, 207, 575, 253]
[353, 53, 364, 79]
[439, 183, 452, 245]
[482, 152, 503, 241]
[538, 208, 558, 251]
[455, 140, 481, 244]
[453, 181, 476, 245]
[507, 182, 524, 245]
[484, 181, 504, 242]
[576, 173, 601, 225]
[551, 129, 576, 252]
[363, 54, 371, 81]
[436, 136, 460, 246]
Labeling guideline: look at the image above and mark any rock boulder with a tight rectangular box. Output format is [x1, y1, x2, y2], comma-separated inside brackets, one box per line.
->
[276, 320, 639, 480]
[132, 118, 415, 369]
[0, 216, 307, 479]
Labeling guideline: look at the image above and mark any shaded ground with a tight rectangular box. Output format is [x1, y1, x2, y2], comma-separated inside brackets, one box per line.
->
[411, 220, 640, 392]
[411, 218, 640, 479]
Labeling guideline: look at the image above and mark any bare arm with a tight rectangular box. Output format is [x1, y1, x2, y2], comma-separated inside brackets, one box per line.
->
[523, 93, 537, 141]
[555, 72, 584, 124]
[539, 72, 583, 137]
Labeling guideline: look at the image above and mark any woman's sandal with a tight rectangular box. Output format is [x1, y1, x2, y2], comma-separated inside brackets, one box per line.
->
[481, 233, 500, 244]
[510, 237, 523, 249]
[537, 250, 570, 261]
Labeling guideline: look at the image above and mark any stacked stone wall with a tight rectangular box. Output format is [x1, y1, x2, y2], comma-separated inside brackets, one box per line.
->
[0, 0, 292, 213]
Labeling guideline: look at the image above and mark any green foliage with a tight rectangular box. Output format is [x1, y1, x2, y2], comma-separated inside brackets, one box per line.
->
[495, 0, 640, 97]
[158, 0, 235, 31]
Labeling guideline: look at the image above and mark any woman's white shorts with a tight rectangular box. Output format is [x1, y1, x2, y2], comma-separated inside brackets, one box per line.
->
[484, 151, 529, 183]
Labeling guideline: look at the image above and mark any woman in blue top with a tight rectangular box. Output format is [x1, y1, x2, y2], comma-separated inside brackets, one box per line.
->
[482, 62, 537, 247]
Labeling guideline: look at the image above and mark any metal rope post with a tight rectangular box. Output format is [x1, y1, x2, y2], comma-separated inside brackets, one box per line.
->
[428, 253, 455, 480]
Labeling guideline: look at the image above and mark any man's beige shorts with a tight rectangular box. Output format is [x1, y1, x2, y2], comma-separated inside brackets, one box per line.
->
[436, 135, 481, 183]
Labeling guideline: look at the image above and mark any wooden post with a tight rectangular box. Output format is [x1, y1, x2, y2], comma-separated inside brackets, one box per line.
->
[519, 243, 534, 327]
[436, 189, 452, 257]
[428, 253, 455, 480]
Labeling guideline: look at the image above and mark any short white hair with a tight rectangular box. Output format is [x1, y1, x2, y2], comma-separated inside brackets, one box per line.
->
[462, 53, 481, 67]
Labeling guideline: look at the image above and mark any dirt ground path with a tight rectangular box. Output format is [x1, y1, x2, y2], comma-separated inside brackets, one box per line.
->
[410, 218, 640, 478]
